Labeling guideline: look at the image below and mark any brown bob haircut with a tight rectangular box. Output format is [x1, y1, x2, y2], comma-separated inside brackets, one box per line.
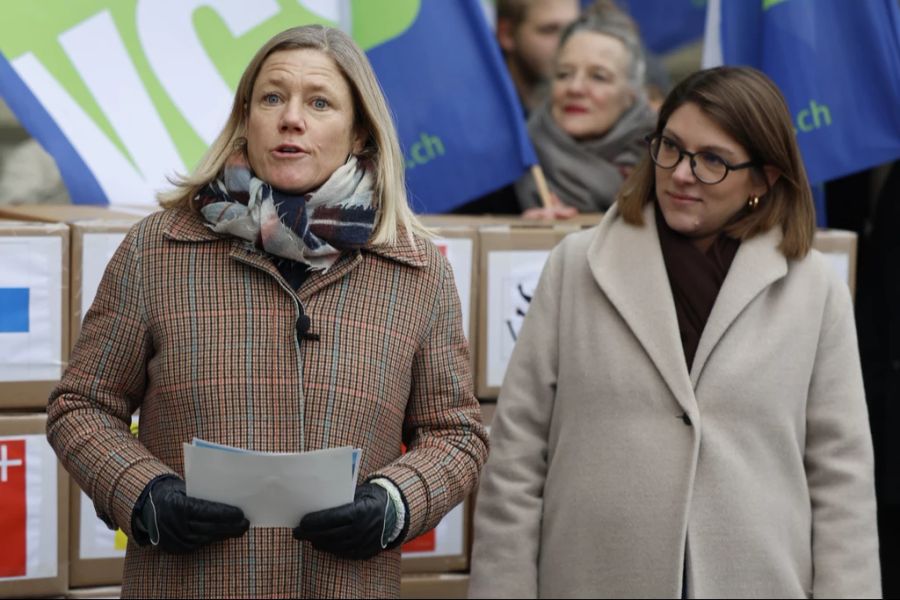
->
[618, 66, 816, 260]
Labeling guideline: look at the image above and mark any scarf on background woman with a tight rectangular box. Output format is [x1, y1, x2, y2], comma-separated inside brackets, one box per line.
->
[515, 98, 656, 212]
[196, 154, 377, 271]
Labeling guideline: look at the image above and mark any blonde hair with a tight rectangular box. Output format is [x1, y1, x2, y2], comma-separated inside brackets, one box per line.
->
[158, 25, 427, 245]
[618, 66, 815, 259]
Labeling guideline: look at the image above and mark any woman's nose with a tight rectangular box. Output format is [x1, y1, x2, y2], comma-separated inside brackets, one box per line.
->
[565, 73, 587, 95]
[671, 155, 696, 184]
[279, 100, 305, 132]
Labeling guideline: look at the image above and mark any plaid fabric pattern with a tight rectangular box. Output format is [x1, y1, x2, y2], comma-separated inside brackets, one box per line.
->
[46, 207, 487, 599]
[197, 154, 377, 270]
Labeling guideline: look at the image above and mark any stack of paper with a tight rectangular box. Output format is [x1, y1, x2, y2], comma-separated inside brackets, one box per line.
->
[184, 439, 361, 528]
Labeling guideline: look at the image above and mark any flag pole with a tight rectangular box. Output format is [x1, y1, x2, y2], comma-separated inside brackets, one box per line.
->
[530, 165, 554, 208]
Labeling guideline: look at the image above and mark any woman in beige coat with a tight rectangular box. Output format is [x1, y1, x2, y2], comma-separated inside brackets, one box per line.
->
[469, 66, 880, 598]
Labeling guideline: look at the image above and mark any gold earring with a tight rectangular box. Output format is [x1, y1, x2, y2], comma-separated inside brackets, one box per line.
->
[748, 196, 760, 210]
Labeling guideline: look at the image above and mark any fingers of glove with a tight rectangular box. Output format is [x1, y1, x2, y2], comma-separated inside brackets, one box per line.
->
[188, 517, 250, 541]
[184, 496, 247, 525]
[296, 502, 357, 536]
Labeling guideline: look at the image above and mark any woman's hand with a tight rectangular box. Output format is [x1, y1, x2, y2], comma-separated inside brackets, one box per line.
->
[137, 477, 250, 554]
[522, 200, 579, 221]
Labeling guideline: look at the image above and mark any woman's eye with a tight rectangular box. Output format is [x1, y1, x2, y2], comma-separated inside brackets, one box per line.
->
[312, 98, 329, 109]
[263, 93, 280, 105]
[699, 152, 725, 167]
[554, 71, 573, 81]
[661, 138, 678, 150]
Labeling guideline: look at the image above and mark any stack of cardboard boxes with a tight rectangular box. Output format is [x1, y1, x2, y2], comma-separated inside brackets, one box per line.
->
[0, 208, 857, 599]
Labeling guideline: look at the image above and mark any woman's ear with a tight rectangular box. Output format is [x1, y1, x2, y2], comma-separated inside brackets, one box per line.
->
[753, 165, 781, 197]
[351, 128, 367, 156]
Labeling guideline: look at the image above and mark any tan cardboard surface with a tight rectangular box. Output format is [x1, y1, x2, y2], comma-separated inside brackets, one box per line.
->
[401, 495, 471, 574]
[0, 223, 69, 410]
[813, 228, 858, 297]
[400, 573, 469, 599]
[65, 585, 121, 599]
[0, 414, 69, 599]
[431, 227, 479, 377]
[0, 204, 143, 224]
[68, 481, 124, 588]
[476, 227, 576, 398]
[69, 223, 133, 347]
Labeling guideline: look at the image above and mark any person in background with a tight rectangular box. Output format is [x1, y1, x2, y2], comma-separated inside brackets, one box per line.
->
[46, 24, 487, 599]
[469, 66, 880, 598]
[514, 12, 656, 217]
[496, 0, 581, 115]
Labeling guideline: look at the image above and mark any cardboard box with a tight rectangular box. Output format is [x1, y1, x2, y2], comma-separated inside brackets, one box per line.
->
[813, 228, 858, 298]
[400, 573, 469, 599]
[432, 227, 479, 376]
[419, 213, 603, 230]
[0, 222, 70, 410]
[0, 413, 69, 599]
[68, 222, 135, 347]
[68, 417, 137, 588]
[65, 585, 120, 599]
[476, 226, 578, 398]
[401, 495, 471, 574]
[0, 204, 144, 225]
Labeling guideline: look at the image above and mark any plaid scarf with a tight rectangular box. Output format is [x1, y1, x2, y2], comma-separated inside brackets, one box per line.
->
[196, 154, 377, 270]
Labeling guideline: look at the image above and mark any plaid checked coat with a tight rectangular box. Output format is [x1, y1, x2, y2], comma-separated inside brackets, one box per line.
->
[47, 206, 488, 599]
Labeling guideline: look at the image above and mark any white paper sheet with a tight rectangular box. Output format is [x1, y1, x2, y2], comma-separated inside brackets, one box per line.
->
[184, 440, 360, 528]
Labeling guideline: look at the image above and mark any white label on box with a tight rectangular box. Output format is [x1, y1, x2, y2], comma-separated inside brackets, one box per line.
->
[81, 232, 127, 320]
[0, 434, 58, 580]
[434, 237, 473, 340]
[78, 414, 136, 559]
[79, 490, 127, 559]
[0, 236, 63, 381]
[403, 501, 465, 558]
[486, 250, 550, 387]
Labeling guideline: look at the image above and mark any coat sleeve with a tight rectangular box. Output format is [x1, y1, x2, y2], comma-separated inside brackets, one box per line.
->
[467, 242, 565, 599]
[806, 270, 881, 598]
[46, 222, 177, 537]
[369, 253, 489, 540]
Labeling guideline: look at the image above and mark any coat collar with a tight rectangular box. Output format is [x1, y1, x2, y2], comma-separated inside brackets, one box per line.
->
[587, 202, 787, 413]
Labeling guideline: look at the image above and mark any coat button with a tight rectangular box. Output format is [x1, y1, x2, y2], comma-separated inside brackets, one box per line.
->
[679, 412, 692, 426]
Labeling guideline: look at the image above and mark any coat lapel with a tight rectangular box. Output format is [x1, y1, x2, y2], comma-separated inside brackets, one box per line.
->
[588, 203, 697, 416]
[690, 226, 787, 386]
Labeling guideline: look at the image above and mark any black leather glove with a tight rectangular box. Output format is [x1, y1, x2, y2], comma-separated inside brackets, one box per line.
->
[134, 476, 250, 554]
[293, 483, 395, 560]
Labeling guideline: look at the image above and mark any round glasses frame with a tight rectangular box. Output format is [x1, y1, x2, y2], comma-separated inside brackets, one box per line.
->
[645, 134, 757, 185]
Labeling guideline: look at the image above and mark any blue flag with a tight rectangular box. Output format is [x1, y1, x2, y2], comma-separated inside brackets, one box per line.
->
[613, 0, 707, 54]
[703, 0, 900, 189]
[0, 1, 534, 213]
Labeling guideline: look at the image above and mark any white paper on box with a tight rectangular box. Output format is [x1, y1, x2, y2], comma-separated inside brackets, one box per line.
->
[81, 232, 127, 319]
[434, 237, 473, 339]
[0, 236, 63, 381]
[486, 250, 550, 387]
[402, 501, 465, 558]
[78, 414, 137, 559]
[0, 434, 58, 580]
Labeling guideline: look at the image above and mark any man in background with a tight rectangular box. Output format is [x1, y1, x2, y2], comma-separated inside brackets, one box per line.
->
[496, 0, 580, 114]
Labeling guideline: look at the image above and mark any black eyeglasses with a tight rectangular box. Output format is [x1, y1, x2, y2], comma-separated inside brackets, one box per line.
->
[646, 134, 757, 185]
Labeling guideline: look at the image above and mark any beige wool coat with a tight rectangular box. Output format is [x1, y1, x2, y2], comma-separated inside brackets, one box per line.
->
[47, 207, 488, 598]
[469, 203, 880, 599]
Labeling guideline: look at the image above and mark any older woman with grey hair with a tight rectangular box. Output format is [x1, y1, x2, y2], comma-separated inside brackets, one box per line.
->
[516, 13, 656, 216]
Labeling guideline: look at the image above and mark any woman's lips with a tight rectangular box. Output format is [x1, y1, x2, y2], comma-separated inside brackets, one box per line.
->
[562, 105, 589, 114]
[668, 191, 702, 204]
